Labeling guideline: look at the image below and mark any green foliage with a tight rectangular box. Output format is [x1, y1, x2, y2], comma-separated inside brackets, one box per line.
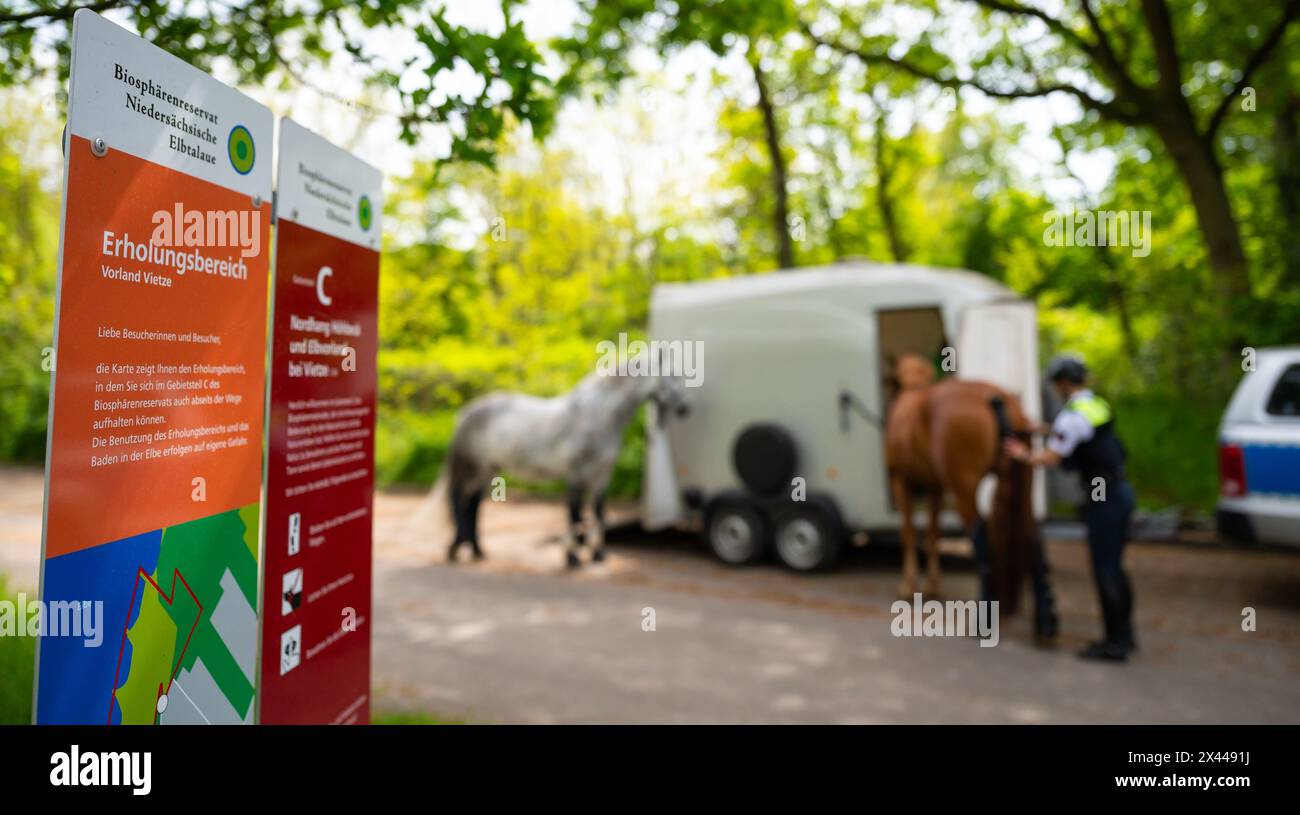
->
[1113, 395, 1221, 513]
[3, 2, 1299, 517]
[0, 0, 555, 167]
[0, 575, 35, 725]
[375, 407, 455, 487]
[556, 0, 799, 95]
[384, 1, 557, 163]
[374, 137, 724, 494]
[0, 96, 56, 462]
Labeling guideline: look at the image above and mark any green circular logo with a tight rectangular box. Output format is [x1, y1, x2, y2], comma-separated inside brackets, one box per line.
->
[227, 125, 255, 175]
[358, 195, 373, 231]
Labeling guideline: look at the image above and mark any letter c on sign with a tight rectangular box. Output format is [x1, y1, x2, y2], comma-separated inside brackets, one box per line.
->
[316, 266, 333, 306]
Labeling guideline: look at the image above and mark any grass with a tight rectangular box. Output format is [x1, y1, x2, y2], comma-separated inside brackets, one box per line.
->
[0, 575, 35, 724]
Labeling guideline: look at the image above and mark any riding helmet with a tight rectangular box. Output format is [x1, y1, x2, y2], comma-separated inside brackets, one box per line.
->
[1046, 355, 1088, 384]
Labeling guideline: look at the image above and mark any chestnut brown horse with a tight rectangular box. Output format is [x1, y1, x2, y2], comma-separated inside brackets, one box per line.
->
[885, 354, 1056, 633]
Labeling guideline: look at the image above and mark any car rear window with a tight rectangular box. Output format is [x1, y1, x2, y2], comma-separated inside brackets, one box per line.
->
[1266, 364, 1300, 416]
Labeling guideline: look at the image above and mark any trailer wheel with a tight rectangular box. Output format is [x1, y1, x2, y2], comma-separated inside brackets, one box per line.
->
[773, 501, 843, 572]
[706, 499, 770, 565]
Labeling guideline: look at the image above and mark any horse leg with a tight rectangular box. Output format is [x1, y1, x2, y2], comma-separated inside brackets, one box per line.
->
[565, 486, 584, 569]
[1030, 530, 1059, 643]
[590, 492, 608, 563]
[448, 481, 465, 563]
[447, 443, 480, 563]
[952, 489, 992, 605]
[465, 489, 485, 560]
[923, 489, 943, 597]
[892, 476, 918, 600]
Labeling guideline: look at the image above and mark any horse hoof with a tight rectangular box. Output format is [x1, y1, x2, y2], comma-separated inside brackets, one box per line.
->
[591, 548, 607, 563]
[897, 582, 918, 601]
[472, 549, 485, 562]
[923, 583, 942, 600]
[1034, 616, 1059, 646]
[566, 552, 582, 569]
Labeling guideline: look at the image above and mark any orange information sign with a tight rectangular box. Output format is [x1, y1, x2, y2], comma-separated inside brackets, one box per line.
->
[36, 10, 272, 725]
[46, 142, 269, 558]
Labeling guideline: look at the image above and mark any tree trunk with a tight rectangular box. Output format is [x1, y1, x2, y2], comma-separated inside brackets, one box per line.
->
[750, 55, 794, 269]
[1098, 244, 1138, 359]
[817, 180, 846, 261]
[1150, 110, 1251, 305]
[874, 111, 909, 263]
[1275, 91, 1300, 287]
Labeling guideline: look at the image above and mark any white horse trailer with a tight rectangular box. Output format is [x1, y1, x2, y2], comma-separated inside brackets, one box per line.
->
[641, 262, 1045, 571]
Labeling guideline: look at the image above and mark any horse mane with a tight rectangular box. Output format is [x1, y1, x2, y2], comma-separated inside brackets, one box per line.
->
[576, 353, 655, 395]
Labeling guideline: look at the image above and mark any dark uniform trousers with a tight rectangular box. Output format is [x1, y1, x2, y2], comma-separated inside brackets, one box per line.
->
[1083, 478, 1136, 647]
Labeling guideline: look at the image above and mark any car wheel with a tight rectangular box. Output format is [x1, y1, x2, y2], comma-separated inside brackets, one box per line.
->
[707, 500, 770, 565]
[773, 503, 843, 572]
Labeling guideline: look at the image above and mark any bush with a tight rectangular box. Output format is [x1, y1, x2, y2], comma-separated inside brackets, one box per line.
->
[374, 405, 646, 499]
[1113, 394, 1221, 513]
[375, 408, 458, 487]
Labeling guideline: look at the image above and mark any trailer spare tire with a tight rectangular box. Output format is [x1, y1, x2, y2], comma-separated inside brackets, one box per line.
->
[732, 423, 797, 497]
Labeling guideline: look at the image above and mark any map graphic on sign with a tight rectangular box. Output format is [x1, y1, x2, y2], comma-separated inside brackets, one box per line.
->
[38, 504, 260, 724]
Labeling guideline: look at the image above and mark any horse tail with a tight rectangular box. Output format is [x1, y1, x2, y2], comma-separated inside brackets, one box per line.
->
[411, 417, 474, 540]
[987, 394, 1034, 615]
[408, 466, 453, 538]
[444, 425, 473, 536]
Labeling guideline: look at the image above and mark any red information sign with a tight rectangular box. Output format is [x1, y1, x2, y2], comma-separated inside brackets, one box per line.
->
[259, 120, 381, 724]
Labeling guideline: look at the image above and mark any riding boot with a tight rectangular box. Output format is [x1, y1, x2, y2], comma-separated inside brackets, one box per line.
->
[1078, 573, 1131, 662]
[1029, 535, 1059, 643]
[969, 519, 994, 605]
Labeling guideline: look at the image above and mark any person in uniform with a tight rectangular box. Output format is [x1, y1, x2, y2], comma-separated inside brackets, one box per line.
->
[1003, 356, 1137, 662]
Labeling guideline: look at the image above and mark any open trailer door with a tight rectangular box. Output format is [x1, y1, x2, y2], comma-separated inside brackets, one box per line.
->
[642, 401, 685, 531]
[957, 300, 1046, 519]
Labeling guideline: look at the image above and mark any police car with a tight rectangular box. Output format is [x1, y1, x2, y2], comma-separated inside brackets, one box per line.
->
[1217, 347, 1300, 547]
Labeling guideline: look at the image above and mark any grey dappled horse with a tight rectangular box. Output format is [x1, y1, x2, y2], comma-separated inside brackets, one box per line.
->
[446, 355, 688, 568]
